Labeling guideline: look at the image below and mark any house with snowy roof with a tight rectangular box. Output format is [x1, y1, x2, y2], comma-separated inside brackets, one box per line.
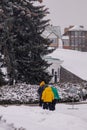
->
[43, 55, 63, 83]
[48, 48, 87, 83]
[62, 25, 87, 51]
[42, 25, 63, 49]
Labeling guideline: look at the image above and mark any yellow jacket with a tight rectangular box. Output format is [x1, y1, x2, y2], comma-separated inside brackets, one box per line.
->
[41, 86, 54, 102]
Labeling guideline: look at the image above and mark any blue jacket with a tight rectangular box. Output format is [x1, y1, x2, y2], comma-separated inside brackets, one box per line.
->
[38, 85, 45, 98]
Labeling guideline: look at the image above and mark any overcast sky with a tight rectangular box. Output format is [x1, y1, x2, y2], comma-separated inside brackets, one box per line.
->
[42, 0, 87, 32]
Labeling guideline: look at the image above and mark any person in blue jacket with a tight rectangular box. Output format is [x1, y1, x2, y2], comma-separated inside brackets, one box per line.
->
[37, 81, 46, 106]
[51, 86, 60, 110]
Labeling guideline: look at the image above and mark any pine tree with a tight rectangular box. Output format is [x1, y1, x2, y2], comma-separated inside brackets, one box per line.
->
[0, 53, 6, 86]
[0, 0, 54, 85]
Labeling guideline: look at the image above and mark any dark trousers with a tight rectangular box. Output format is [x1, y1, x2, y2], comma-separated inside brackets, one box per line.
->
[39, 98, 43, 107]
[43, 102, 53, 110]
[51, 99, 57, 110]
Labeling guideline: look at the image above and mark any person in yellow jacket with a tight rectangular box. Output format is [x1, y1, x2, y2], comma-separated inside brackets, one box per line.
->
[41, 86, 54, 110]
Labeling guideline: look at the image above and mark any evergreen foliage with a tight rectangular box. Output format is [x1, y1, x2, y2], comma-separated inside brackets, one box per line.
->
[0, 0, 54, 85]
[0, 54, 6, 86]
[0, 70, 6, 86]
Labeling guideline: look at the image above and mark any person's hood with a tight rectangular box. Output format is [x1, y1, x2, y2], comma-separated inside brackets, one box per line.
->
[40, 81, 45, 87]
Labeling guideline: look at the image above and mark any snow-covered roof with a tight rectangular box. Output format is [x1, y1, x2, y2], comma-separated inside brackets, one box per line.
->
[48, 49, 87, 81]
[42, 25, 61, 38]
[62, 36, 69, 39]
[43, 56, 63, 63]
[69, 25, 87, 31]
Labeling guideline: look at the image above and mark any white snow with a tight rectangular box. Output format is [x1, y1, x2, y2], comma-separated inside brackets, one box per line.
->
[1, 67, 7, 75]
[0, 48, 87, 130]
[69, 25, 87, 31]
[0, 104, 87, 130]
[58, 39, 63, 49]
[48, 48, 87, 81]
[62, 36, 69, 39]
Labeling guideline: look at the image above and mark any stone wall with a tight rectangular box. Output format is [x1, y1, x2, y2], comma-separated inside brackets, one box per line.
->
[60, 67, 86, 83]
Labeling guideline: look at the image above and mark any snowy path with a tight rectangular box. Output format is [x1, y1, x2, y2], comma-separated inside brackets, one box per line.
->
[0, 104, 87, 130]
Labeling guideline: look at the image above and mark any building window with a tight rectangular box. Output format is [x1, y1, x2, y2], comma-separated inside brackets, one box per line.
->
[52, 69, 54, 76]
[75, 38, 79, 45]
[71, 31, 74, 36]
[82, 32, 86, 37]
[54, 71, 57, 83]
[75, 31, 78, 36]
[78, 31, 81, 36]
[71, 38, 74, 45]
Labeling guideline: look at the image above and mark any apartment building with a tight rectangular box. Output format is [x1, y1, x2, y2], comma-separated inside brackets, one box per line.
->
[62, 25, 87, 51]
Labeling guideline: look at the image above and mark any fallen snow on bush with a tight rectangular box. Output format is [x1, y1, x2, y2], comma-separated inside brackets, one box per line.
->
[0, 83, 87, 104]
[0, 83, 39, 104]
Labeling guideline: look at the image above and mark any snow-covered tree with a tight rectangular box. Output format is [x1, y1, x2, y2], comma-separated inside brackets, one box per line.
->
[0, 54, 6, 86]
[0, 0, 53, 85]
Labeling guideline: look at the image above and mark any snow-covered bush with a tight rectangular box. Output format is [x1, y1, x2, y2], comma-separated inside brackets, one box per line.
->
[0, 82, 87, 104]
[55, 82, 87, 102]
[0, 83, 39, 104]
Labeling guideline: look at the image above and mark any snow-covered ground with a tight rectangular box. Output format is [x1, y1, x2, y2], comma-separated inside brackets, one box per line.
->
[49, 49, 87, 81]
[0, 49, 87, 130]
[0, 104, 87, 130]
